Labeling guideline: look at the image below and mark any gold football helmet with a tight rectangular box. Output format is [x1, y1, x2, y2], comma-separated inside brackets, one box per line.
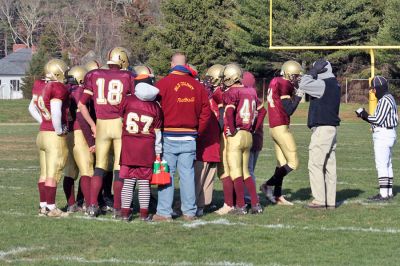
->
[107, 47, 129, 69]
[84, 60, 100, 71]
[44, 59, 69, 82]
[68, 66, 88, 85]
[205, 64, 224, 87]
[134, 65, 155, 78]
[222, 63, 242, 87]
[280, 60, 303, 82]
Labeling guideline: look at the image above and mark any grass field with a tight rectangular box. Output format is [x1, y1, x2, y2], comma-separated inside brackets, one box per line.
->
[0, 100, 399, 265]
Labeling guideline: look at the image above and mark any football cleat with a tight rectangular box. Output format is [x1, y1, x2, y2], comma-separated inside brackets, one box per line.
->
[66, 203, 80, 213]
[275, 196, 294, 206]
[87, 205, 101, 217]
[112, 209, 122, 220]
[260, 183, 277, 204]
[250, 203, 263, 214]
[140, 216, 152, 222]
[230, 206, 247, 215]
[367, 194, 389, 202]
[38, 207, 48, 216]
[215, 203, 235, 215]
[47, 208, 69, 218]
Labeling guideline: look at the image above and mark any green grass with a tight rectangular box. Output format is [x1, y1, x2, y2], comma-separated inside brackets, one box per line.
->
[1, 101, 399, 265]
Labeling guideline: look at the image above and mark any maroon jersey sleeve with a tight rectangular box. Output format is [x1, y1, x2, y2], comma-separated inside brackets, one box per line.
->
[267, 77, 293, 128]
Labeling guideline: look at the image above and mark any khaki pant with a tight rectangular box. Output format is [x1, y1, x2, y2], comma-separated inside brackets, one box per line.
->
[195, 161, 217, 208]
[270, 125, 299, 170]
[95, 118, 122, 171]
[308, 126, 337, 206]
[36, 131, 68, 183]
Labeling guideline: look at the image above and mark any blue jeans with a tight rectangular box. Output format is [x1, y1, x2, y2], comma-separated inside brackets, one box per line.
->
[156, 138, 197, 217]
[245, 150, 259, 201]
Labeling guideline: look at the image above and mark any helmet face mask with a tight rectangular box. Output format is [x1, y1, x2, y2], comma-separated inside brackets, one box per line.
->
[44, 59, 69, 83]
[107, 47, 130, 70]
[205, 64, 224, 87]
[221, 63, 243, 88]
[280, 60, 303, 86]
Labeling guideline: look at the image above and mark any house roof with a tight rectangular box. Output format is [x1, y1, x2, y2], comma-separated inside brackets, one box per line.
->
[0, 48, 32, 76]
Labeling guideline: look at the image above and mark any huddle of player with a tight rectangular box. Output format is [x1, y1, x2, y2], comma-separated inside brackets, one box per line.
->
[28, 46, 307, 219]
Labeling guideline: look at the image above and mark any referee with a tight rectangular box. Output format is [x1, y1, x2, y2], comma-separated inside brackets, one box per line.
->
[356, 76, 398, 200]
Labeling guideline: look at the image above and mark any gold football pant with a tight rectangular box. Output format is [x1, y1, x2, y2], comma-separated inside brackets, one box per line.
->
[269, 125, 299, 170]
[95, 118, 122, 171]
[36, 131, 68, 183]
[226, 130, 252, 180]
[217, 133, 230, 179]
[64, 130, 94, 179]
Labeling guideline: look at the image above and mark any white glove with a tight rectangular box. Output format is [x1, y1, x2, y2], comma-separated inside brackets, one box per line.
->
[295, 89, 305, 98]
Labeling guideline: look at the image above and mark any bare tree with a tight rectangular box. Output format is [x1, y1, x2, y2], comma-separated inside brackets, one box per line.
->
[0, 0, 43, 47]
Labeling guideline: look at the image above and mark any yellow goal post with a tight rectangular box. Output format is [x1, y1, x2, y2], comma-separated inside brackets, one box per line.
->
[269, 0, 400, 114]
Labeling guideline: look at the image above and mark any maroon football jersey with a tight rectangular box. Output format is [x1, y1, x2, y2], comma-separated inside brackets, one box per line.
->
[223, 86, 259, 132]
[38, 82, 69, 132]
[267, 77, 295, 128]
[80, 69, 134, 119]
[120, 95, 162, 168]
[68, 85, 84, 131]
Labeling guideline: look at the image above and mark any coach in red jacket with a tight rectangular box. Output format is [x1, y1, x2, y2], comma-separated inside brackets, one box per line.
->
[153, 52, 211, 221]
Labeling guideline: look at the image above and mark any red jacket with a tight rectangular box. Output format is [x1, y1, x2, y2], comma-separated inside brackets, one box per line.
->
[156, 72, 211, 136]
[196, 105, 221, 162]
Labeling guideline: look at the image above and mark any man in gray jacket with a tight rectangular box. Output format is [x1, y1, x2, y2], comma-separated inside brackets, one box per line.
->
[298, 59, 341, 209]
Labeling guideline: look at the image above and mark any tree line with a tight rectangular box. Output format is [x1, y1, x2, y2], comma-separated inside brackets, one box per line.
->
[0, 0, 399, 99]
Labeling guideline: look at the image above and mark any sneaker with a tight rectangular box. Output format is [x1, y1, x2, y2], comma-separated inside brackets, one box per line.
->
[196, 207, 204, 217]
[140, 216, 152, 222]
[112, 209, 122, 220]
[230, 206, 247, 215]
[38, 207, 48, 216]
[260, 183, 276, 204]
[87, 205, 101, 217]
[47, 208, 69, 217]
[250, 203, 263, 214]
[121, 214, 132, 222]
[152, 214, 172, 222]
[367, 194, 389, 201]
[67, 203, 80, 213]
[215, 203, 235, 215]
[104, 196, 114, 212]
[182, 215, 197, 221]
[275, 196, 294, 206]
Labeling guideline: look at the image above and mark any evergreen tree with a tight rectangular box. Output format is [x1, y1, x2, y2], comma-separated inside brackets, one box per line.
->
[145, 0, 236, 76]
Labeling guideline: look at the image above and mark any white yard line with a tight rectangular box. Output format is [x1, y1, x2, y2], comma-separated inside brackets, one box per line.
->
[0, 246, 44, 260]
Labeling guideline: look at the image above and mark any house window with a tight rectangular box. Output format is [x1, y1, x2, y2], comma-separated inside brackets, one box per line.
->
[10, 80, 20, 91]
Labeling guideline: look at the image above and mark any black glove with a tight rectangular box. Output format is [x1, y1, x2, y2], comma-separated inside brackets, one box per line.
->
[355, 108, 370, 122]
[307, 59, 328, 79]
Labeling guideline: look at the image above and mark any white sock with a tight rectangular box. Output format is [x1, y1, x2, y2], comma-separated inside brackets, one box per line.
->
[39, 202, 47, 208]
[47, 204, 56, 210]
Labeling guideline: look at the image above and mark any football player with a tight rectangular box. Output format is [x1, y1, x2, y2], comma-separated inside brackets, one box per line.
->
[78, 47, 135, 217]
[63, 66, 95, 212]
[31, 59, 70, 217]
[219, 63, 264, 215]
[120, 81, 162, 221]
[260, 60, 303, 205]
[133, 65, 155, 85]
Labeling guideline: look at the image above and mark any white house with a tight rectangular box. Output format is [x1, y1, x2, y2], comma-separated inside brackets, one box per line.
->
[0, 47, 33, 99]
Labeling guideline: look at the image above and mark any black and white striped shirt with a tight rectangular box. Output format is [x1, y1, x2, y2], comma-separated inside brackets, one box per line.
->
[368, 94, 398, 129]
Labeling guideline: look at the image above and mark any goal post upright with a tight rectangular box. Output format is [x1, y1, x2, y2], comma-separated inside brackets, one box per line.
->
[269, 0, 400, 113]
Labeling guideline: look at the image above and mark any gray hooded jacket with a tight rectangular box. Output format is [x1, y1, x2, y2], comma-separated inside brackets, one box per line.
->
[298, 61, 335, 98]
